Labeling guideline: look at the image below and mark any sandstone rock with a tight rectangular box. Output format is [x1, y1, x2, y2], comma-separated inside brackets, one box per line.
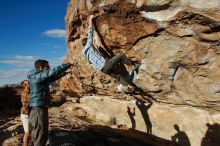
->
[76, 96, 220, 146]
[63, 0, 220, 145]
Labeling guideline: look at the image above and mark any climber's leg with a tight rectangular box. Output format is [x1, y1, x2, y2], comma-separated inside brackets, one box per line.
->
[102, 54, 132, 74]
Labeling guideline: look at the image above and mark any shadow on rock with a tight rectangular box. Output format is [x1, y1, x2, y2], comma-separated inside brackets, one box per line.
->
[50, 96, 66, 107]
[127, 106, 136, 130]
[0, 109, 21, 144]
[171, 124, 191, 146]
[49, 125, 175, 146]
[90, 125, 175, 146]
[201, 123, 220, 146]
[135, 97, 152, 134]
[49, 127, 152, 146]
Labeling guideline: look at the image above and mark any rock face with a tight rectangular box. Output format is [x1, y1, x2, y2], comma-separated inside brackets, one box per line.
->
[76, 96, 220, 146]
[0, 85, 22, 110]
[63, 0, 220, 146]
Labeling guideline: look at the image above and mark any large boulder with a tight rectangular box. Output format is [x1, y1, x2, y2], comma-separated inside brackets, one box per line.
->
[62, 0, 220, 145]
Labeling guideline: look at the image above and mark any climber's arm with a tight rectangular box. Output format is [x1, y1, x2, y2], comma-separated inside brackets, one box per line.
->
[88, 15, 94, 29]
[94, 28, 105, 49]
[84, 15, 95, 49]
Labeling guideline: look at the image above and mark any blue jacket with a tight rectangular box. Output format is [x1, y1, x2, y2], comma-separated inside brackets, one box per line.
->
[27, 63, 71, 107]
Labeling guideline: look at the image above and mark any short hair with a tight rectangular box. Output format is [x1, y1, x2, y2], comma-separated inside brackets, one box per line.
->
[34, 59, 49, 69]
[21, 80, 29, 86]
[82, 38, 88, 46]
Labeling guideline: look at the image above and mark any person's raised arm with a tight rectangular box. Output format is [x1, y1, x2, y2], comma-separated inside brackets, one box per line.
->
[28, 63, 73, 83]
[93, 26, 105, 49]
[48, 59, 79, 82]
[88, 15, 94, 29]
[84, 15, 95, 48]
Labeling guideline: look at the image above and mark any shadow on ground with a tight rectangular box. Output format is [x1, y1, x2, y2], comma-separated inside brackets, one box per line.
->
[0, 109, 21, 144]
[49, 125, 175, 146]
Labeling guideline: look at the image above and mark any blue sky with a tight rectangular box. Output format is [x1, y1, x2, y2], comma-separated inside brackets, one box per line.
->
[0, 0, 70, 86]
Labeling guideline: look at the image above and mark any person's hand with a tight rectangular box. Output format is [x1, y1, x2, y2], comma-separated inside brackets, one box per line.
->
[89, 15, 97, 22]
[65, 67, 73, 75]
[90, 15, 95, 21]
[71, 59, 79, 67]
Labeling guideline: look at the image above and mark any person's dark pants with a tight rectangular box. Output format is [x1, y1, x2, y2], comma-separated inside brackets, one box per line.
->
[102, 54, 132, 86]
[30, 107, 48, 146]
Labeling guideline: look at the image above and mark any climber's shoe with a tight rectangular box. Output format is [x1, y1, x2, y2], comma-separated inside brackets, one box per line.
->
[116, 84, 125, 93]
[132, 61, 141, 74]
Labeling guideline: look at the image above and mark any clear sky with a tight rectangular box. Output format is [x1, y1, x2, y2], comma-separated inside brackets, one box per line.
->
[0, 0, 70, 86]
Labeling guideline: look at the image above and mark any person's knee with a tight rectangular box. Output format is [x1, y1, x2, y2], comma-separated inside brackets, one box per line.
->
[119, 53, 125, 57]
[121, 54, 132, 65]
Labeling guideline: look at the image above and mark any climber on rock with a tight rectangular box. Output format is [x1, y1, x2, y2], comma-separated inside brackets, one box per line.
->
[82, 15, 141, 92]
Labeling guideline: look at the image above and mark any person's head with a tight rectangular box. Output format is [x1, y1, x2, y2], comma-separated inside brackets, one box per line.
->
[34, 59, 50, 71]
[82, 38, 88, 46]
[21, 80, 30, 90]
[174, 124, 180, 131]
